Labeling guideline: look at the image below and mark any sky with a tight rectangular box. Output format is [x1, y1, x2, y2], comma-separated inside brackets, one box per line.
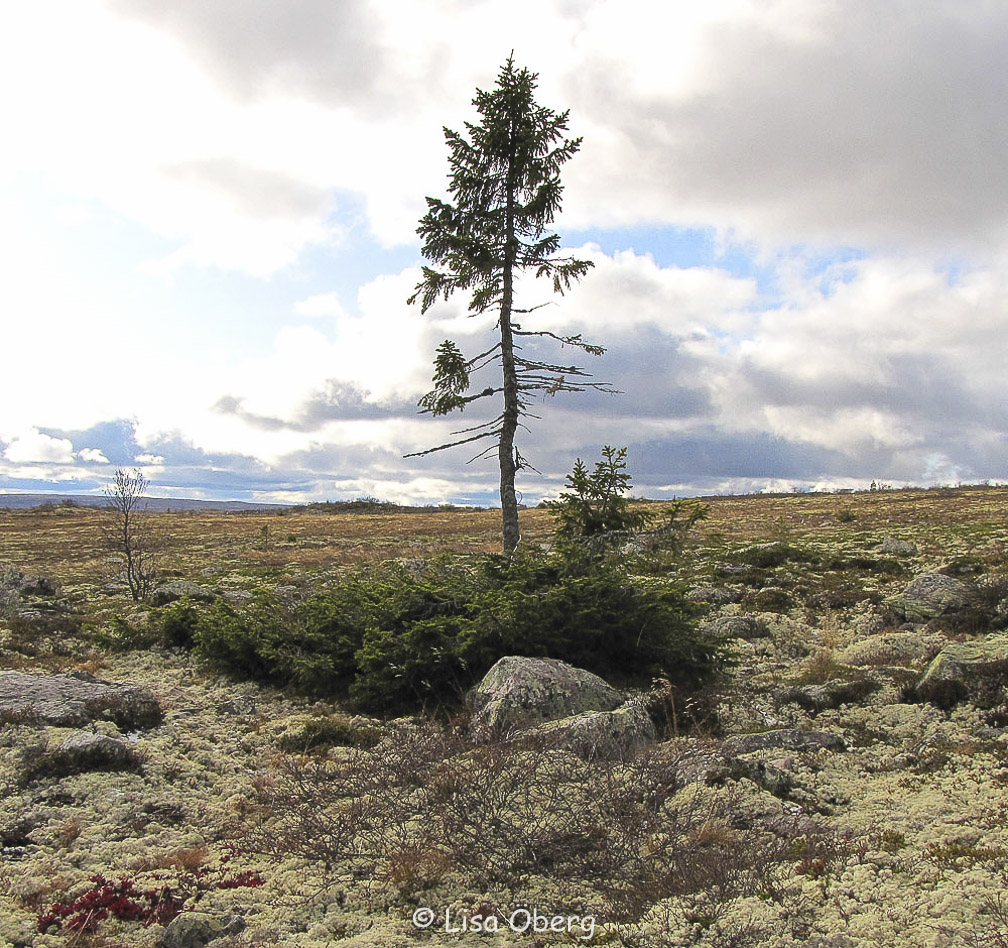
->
[2, 0, 1006, 506]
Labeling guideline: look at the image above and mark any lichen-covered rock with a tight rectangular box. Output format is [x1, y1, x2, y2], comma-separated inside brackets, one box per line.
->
[152, 580, 218, 606]
[913, 635, 1008, 706]
[0, 566, 57, 598]
[839, 631, 946, 668]
[724, 728, 846, 756]
[0, 671, 162, 729]
[687, 585, 743, 606]
[160, 912, 245, 948]
[886, 572, 977, 621]
[879, 537, 919, 556]
[700, 614, 769, 640]
[665, 746, 795, 799]
[532, 698, 655, 761]
[468, 656, 624, 732]
[775, 678, 881, 713]
[20, 732, 142, 784]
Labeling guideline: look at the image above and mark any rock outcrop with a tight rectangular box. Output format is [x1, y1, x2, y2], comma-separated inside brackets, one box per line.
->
[886, 572, 977, 622]
[0, 671, 162, 729]
[468, 656, 624, 732]
[19, 732, 143, 785]
[533, 698, 656, 761]
[913, 635, 1008, 706]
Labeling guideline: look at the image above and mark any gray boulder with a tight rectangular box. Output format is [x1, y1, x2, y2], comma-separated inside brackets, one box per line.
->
[20, 732, 142, 784]
[161, 912, 245, 948]
[886, 572, 977, 622]
[533, 698, 655, 761]
[152, 580, 217, 606]
[914, 635, 1008, 706]
[700, 614, 769, 641]
[0, 671, 162, 729]
[724, 729, 846, 756]
[839, 631, 946, 668]
[775, 678, 880, 714]
[879, 537, 918, 556]
[468, 656, 623, 732]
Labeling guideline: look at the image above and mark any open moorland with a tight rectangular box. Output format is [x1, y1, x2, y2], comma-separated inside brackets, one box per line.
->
[3, 486, 1008, 947]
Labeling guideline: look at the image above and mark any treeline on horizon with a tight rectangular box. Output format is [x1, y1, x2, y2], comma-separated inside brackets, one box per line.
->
[3, 480, 1007, 517]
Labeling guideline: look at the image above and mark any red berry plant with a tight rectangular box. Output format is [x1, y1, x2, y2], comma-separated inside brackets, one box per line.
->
[36, 860, 265, 935]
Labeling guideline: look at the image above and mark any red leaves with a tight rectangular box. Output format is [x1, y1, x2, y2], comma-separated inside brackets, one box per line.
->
[36, 866, 264, 934]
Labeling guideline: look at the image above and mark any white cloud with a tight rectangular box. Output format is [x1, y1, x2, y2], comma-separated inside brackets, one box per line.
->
[2, 0, 1008, 501]
[3, 430, 75, 464]
[294, 292, 349, 320]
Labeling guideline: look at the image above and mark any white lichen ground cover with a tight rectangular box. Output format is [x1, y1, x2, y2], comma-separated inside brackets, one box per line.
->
[3, 641, 1007, 947]
[3, 494, 1008, 947]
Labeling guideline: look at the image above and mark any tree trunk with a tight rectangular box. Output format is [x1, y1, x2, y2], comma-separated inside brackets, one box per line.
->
[498, 258, 520, 552]
[498, 135, 520, 553]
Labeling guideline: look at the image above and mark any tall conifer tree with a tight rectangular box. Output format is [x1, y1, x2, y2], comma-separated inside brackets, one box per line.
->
[408, 57, 614, 551]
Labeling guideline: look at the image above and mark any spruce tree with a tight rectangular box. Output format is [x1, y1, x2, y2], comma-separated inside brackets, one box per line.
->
[408, 56, 614, 551]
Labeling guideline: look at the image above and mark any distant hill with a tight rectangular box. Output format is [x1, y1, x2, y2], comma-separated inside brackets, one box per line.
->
[0, 493, 289, 512]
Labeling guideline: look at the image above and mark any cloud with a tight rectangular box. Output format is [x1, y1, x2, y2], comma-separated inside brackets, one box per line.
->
[105, 0, 397, 110]
[3, 430, 75, 464]
[563, 1, 1008, 253]
[3, 1, 1008, 504]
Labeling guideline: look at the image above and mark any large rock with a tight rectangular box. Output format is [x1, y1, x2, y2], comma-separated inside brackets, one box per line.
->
[913, 636, 1008, 707]
[469, 656, 624, 732]
[532, 699, 655, 761]
[152, 580, 217, 606]
[19, 732, 143, 785]
[775, 678, 881, 714]
[886, 572, 977, 622]
[879, 537, 918, 557]
[839, 631, 946, 668]
[161, 912, 245, 948]
[724, 729, 846, 756]
[0, 671, 162, 729]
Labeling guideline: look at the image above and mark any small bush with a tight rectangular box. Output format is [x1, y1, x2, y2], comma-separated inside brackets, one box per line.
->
[249, 718, 858, 924]
[732, 543, 814, 569]
[745, 587, 793, 613]
[177, 550, 726, 716]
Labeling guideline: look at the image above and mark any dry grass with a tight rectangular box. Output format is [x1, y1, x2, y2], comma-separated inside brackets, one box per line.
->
[0, 505, 556, 585]
[694, 484, 1008, 546]
[4, 485, 1008, 589]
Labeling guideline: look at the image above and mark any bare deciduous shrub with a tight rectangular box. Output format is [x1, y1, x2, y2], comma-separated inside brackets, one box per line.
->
[103, 468, 160, 602]
[244, 717, 855, 925]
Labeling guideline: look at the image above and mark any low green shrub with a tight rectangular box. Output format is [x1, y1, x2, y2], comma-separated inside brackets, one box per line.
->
[170, 549, 727, 716]
[731, 542, 815, 569]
